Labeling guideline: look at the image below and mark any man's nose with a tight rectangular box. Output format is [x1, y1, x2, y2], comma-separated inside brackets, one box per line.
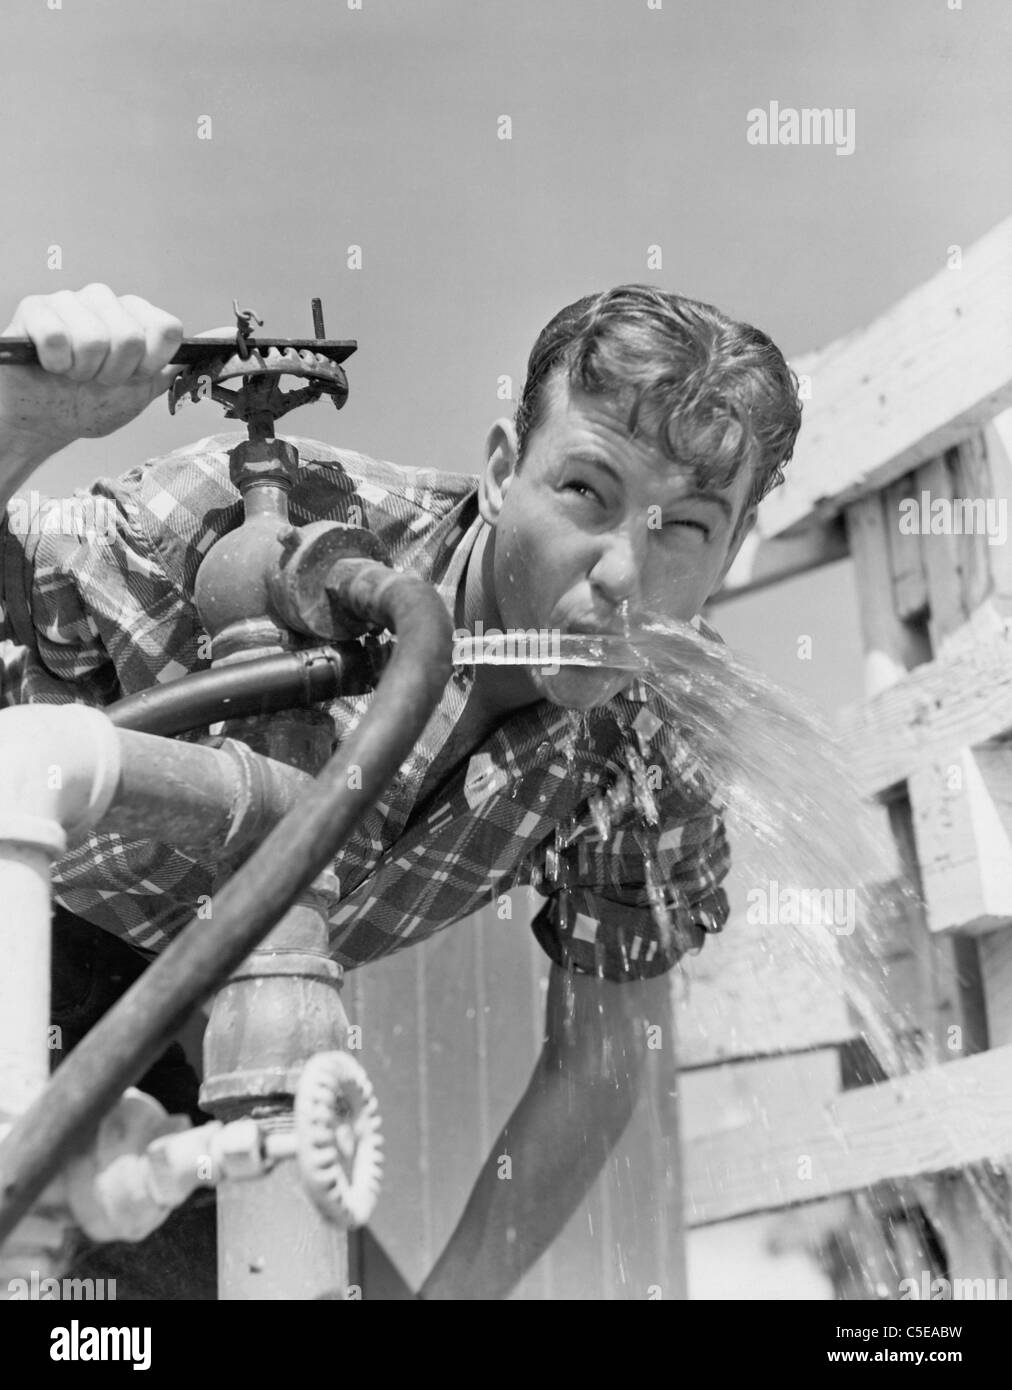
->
[588, 517, 647, 606]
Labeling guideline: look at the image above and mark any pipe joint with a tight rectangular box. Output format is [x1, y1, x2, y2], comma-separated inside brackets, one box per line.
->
[0, 705, 122, 857]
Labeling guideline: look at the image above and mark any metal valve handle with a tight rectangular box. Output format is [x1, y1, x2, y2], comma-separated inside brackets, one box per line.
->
[294, 1051, 384, 1229]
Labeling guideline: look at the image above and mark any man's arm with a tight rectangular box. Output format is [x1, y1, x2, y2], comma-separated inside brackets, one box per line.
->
[0, 284, 183, 511]
[417, 961, 672, 1301]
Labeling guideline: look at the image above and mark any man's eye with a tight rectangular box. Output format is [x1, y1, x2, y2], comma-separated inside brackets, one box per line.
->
[668, 519, 710, 538]
[564, 481, 604, 504]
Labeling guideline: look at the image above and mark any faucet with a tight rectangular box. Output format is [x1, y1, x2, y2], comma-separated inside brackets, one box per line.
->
[0, 303, 454, 1299]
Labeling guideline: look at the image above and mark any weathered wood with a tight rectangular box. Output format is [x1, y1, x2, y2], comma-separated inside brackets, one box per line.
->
[982, 410, 1012, 618]
[757, 214, 1012, 537]
[845, 493, 926, 695]
[909, 745, 1012, 935]
[913, 1169, 1012, 1291]
[952, 433, 998, 619]
[981, 929, 1012, 1050]
[712, 515, 848, 606]
[884, 472, 929, 620]
[885, 796, 988, 1063]
[917, 453, 970, 651]
[353, 941, 440, 1290]
[685, 1043, 1012, 1227]
[835, 620, 1012, 799]
[680, 1050, 842, 1145]
[675, 915, 855, 1068]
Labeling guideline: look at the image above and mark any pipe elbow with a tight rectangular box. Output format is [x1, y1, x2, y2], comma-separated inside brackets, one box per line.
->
[0, 705, 122, 857]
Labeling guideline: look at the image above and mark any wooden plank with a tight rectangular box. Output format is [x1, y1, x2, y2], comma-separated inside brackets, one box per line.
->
[680, 1051, 842, 1144]
[917, 453, 970, 651]
[479, 901, 555, 1302]
[675, 915, 855, 1068]
[909, 745, 1012, 935]
[414, 919, 488, 1286]
[952, 433, 998, 618]
[712, 515, 848, 606]
[885, 795, 988, 1063]
[352, 944, 433, 1291]
[981, 930, 1012, 1049]
[835, 619, 1012, 798]
[982, 410, 1012, 617]
[845, 493, 926, 695]
[914, 1170, 1012, 1291]
[883, 472, 929, 620]
[684, 1043, 1012, 1227]
[755, 213, 1012, 537]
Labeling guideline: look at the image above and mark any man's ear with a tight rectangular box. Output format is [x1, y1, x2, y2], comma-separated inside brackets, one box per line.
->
[478, 417, 520, 525]
[713, 506, 757, 593]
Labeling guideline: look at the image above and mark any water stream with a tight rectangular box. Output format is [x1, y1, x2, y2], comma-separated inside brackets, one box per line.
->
[453, 616, 1012, 1298]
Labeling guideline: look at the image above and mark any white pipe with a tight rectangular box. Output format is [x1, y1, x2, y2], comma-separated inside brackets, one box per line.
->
[0, 847, 54, 1116]
[0, 705, 122, 1121]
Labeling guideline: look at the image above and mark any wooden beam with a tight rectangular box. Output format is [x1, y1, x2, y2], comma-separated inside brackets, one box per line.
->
[981, 930, 1012, 1049]
[883, 472, 929, 620]
[711, 515, 848, 606]
[918, 453, 970, 650]
[685, 1043, 1012, 1227]
[953, 433, 998, 619]
[835, 619, 1012, 798]
[754, 214, 1012, 537]
[845, 493, 928, 695]
[913, 1169, 1012, 1290]
[883, 796, 989, 1062]
[982, 411, 1012, 618]
[675, 916, 855, 1069]
[909, 746, 1012, 935]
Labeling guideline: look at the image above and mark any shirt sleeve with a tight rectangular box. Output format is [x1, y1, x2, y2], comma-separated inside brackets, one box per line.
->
[0, 464, 209, 707]
[1, 511, 113, 708]
[0, 467, 215, 955]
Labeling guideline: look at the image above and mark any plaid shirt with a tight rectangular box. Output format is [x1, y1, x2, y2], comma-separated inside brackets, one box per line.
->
[0, 432, 731, 982]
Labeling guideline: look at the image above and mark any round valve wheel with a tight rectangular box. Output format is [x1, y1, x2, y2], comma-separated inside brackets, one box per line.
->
[187, 344, 349, 388]
[294, 1051, 383, 1229]
[168, 345, 350, 423]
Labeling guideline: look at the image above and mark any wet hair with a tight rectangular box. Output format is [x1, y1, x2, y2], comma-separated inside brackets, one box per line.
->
[514, 285, 803, 521]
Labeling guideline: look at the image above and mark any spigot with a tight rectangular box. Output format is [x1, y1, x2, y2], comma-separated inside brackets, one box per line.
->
[51, 1052, 383, 1247]
[268, 521, 392, 640]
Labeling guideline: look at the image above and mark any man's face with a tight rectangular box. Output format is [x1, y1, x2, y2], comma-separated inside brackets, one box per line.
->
[483, 373, 757, 709]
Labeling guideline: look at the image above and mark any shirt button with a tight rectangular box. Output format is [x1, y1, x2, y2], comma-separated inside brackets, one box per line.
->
[536, 740, 552, 758]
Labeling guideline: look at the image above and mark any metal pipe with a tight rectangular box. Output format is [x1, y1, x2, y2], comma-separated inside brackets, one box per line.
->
[0, 562, 452, 1244]
[103, 731, 312, 854]
[107, 642, 386, 738]
[0, 705, 123, 1121]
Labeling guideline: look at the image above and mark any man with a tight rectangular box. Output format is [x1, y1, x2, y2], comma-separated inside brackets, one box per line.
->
[0, 282, 801, 1298]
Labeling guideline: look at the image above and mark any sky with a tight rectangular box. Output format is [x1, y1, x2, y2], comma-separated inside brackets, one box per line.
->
[3, 0, 1010, 716]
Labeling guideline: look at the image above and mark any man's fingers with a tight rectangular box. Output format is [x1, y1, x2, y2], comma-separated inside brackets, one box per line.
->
[4, 287, 184, 387]
[48, 290, 121, 383]
[76, 284, 149, 386]
[118, 294, 184, 377]
[145, 359, 187, 404]
[6, 298, 76, 374]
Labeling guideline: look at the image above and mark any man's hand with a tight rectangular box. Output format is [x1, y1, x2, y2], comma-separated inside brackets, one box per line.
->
[0, 283, 182, 463]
